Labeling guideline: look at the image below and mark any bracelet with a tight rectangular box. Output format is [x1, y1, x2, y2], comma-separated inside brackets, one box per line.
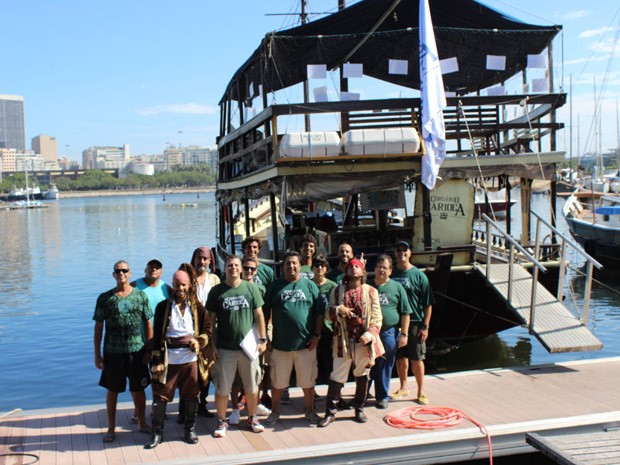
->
[419, 324, 428, 330]
[400, 332, 408, 337]
[259, 338, 267, 343]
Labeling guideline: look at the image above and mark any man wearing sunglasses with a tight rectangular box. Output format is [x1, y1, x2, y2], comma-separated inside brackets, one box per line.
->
[93, 260, 153, 443]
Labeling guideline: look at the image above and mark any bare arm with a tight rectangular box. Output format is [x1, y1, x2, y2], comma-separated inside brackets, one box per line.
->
[253, 306, 267, 354]
[94, 321, 104, 369]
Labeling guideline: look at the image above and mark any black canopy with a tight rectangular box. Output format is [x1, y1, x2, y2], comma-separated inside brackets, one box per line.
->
[220, 0, 560, 104]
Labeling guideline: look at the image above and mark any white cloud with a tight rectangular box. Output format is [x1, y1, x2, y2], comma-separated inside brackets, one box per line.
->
[137, 103, 217, 116]
[579, 26, 614, 39]
[559, 10, 590, 20]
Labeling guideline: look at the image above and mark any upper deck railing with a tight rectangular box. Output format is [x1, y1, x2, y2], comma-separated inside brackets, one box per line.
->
[217, 93, 566, 185]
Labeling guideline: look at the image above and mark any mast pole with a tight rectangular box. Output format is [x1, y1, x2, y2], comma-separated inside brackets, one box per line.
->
[302, 0, 311, 131]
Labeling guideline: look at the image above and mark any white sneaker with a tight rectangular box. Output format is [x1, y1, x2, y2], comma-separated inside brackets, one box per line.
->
[214, 419, 228, 438]
[228, 409, 240, 425]
[248, 416, 264, 433]
[255, 404, 271, 416]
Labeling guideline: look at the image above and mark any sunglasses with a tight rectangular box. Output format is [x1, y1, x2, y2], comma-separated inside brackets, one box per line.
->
[114, 268, 130, 274]
[243, 266, 257, 272]
[313, 263, 327, 268]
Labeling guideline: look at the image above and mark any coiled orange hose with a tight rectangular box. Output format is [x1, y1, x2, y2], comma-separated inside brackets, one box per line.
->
[385, 406, 493, 465]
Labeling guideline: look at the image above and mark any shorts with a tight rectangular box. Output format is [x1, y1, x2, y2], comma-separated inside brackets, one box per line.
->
[99, 349, 151, 393]
[395, 325, 426, 361]
[213, 349, 262, 396]
[270, 348, 317, 389]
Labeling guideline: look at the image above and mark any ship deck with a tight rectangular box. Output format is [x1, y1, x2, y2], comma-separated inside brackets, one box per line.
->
[2, 357, 619, 465]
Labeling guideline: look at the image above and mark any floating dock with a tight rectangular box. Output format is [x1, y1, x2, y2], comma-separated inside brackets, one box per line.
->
[2, 357, 619, 465]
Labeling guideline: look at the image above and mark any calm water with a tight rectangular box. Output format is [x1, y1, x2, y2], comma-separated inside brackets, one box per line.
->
[0, 191, 618, 412]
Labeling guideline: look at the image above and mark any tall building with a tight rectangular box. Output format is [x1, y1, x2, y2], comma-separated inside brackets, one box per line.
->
[0, 95, 26, 151]
[82, 144, 131, 170]
[32, 134, 58, 163]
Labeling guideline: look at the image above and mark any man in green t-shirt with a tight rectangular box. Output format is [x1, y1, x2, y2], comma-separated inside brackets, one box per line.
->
[299, 233, 317, 279]
[262, 251, 324, 426]
[242, 236, 275, 288]
[325, 242, 354, 284]
[206, 255, 268, 438]
[93, 260, 153, 443]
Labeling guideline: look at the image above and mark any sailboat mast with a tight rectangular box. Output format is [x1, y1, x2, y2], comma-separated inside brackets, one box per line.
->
[569, 74, 573, 175]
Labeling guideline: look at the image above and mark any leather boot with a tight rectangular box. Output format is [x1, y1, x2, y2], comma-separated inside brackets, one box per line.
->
[353, 376, 368, 423]
[319, 380, 343, 427]
[145, 401, 166, 449]
[177, 397, 185, 424]
[184, 398, 199, 444]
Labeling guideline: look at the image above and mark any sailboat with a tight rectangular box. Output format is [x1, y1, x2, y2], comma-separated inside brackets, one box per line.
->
[9, 169, 48, 210]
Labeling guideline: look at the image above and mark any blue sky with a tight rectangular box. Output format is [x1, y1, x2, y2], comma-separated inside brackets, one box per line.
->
[3, 0, 619, 161]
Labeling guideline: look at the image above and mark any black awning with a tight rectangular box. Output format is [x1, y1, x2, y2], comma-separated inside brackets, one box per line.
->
[220, 0, 560, 104]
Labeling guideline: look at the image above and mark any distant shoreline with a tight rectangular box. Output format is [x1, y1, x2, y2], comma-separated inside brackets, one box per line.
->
[59, 187, 215, 199]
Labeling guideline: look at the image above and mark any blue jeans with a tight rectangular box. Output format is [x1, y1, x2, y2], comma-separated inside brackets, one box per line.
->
[371, 326, 398, 402]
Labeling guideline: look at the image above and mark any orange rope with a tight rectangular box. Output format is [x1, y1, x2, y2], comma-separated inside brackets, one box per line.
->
[385, 406, 493, 465]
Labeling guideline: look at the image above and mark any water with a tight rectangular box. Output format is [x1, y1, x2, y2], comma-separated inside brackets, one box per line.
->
[0, 191, 618, 412]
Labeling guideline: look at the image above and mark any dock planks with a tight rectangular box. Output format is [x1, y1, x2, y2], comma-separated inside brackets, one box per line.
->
[1, 357, 620, 465]
[477, 263, 603, 353]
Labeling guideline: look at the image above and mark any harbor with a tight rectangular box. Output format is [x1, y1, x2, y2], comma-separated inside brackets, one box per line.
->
[2, 0, 620, 463]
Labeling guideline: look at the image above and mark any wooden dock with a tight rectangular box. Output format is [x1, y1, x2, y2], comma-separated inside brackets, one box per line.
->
[527, 428, 620, 465]
[477, 263, 603, 353]
[2, 357, 620, 465]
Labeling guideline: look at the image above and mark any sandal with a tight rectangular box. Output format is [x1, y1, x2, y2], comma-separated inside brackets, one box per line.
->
[103, 432, 116, 443]
[416, 393, 429, 405]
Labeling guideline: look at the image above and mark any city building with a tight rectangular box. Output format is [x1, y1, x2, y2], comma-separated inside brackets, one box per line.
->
[0, 148, 17, 172]
[163, 144, 217, 172]
[0, 95, 26, 151]
[31, 135, 58, 163]
[82, 144, 131, 170]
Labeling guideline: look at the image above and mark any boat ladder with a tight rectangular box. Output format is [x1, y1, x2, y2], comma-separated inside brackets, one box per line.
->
[476, 212, 603, 353]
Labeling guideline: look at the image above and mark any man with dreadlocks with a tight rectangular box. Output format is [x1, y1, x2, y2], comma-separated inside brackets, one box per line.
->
[319, 258, 383, 427]
[145, 268, 210, 449]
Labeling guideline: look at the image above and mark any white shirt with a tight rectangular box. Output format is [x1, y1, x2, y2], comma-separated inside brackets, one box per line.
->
[196, 275, 213, 306]
[166, 301, 197, 365]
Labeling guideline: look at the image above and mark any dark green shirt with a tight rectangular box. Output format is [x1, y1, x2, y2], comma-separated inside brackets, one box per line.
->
[299, 265, 314, 280]
[264, 278, 324, 351]
[371, 279, 412, 329]
[326, 268, 344, 284]
[255, 263, 275, 288]
[206, 280, 264, 351]
[391, 266, 435, 323]
[93, 288, 153, 354]
[317, 279, 337, 331]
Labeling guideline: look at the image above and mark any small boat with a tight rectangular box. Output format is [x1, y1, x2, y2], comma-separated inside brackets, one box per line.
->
[8, 185, 42, 201]
[43, 184, 60, 200]
[9, 199, 48, 210]
[563, 191, 620, 268]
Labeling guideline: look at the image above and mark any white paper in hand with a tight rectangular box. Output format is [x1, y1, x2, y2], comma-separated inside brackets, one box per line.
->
[240, 325, 260, 360]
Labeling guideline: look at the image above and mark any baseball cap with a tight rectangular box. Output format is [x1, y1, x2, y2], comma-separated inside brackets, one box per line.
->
[395, 241, 411, 250]
[147, 259, 163, 269]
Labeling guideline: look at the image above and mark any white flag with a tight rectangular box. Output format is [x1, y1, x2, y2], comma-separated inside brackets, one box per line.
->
[419, 0, 447, 190]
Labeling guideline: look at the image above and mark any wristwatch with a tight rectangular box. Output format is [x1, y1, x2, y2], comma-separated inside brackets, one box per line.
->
[259, 338, 267, 343]
[399, 332, 408, 337]
[419, 324, 428, 330]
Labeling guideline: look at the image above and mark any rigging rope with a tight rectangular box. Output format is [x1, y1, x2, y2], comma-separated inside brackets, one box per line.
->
[385, 406, 493, 465]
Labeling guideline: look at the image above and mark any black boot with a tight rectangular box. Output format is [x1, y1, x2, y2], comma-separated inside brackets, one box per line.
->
[177, 397, 185, 424]
[319, 380, 343, 427]
[353, 376, 369, 423]
[184, 398, 199, 444]
[145, 401, 166, 449]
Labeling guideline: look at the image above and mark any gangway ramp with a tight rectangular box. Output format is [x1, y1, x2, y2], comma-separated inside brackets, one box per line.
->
[477, 263, 602, 353]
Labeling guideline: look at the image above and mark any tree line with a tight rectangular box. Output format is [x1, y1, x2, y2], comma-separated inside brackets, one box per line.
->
[0, 164, 216, 193]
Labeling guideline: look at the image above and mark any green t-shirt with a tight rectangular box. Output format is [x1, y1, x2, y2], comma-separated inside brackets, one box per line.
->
[299, 265, 314, 280]
[207, 280, 264, 351]
[254, 263, 275, 288]
[371, 279, 412, 329]
[93, 288, 153, 354]
[326, 268, 344, 284]
[263, 278, 324, 351]
[391, 266, 435, 323]
[317, 279, 337, 331]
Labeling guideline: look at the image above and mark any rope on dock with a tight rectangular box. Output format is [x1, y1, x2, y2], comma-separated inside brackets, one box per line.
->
[384, 406, 493, 465]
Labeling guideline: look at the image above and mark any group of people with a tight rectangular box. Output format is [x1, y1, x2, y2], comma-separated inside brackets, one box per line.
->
[93, 235, 434, 448]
